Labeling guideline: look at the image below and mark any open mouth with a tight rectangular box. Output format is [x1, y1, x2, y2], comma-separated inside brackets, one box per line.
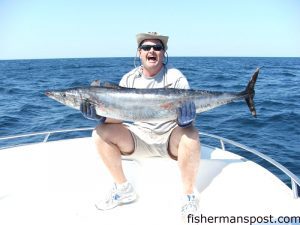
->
[147, 55, 157, 62]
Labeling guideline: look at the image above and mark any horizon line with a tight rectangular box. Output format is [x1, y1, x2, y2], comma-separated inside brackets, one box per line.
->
[1, 55, 300, 61]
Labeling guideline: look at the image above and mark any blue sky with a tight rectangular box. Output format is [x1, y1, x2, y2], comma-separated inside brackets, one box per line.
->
[0, 0, 299, 59]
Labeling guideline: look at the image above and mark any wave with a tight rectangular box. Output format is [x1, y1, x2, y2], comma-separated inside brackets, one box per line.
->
[281, 72, 298, 77]
[18, 104, 48, 115]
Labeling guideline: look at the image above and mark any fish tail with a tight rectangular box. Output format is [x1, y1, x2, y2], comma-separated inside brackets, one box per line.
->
[241, 68, 260, 117]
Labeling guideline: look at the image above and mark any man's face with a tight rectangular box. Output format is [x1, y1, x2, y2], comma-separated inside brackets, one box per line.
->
[138, 39, 165, 74]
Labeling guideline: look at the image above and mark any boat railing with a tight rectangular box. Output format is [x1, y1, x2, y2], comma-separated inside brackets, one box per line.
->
[0, 127, 93, 145]
[0, 127, 299, 199]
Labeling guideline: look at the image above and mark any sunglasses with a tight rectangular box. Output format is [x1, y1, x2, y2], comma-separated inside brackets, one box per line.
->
[140, 45, 164, 51]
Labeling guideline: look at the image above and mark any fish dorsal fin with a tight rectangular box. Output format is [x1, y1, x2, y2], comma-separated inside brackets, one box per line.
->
[90, 80, 123, 89]
[91, 80, 101, 86]
[102, 82, 122, 89]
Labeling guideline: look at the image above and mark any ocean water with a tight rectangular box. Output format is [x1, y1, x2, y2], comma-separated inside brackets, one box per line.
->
[0, 57, 299, 186]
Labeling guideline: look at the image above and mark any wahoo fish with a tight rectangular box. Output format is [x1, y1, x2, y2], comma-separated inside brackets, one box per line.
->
[46, 68, 260, 122]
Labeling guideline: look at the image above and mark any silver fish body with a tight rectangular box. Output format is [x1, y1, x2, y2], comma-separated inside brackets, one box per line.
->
[46, 68, 259, 122]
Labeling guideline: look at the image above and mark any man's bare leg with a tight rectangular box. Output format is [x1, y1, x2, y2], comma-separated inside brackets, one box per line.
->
[168, 126, 200, 194]
[92, 123, 134, 184]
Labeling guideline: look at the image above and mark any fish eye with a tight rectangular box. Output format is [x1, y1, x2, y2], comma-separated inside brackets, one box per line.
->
[61, 93, 67, 97]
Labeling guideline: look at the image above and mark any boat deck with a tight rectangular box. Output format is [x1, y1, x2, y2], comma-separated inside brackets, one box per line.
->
[0, 137, 299, 225]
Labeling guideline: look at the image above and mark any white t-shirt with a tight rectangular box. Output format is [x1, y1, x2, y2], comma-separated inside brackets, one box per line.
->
[119, 64, 190, 134]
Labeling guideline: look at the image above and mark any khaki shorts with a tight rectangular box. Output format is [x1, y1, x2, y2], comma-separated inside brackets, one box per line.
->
[123, 123, 177, 160]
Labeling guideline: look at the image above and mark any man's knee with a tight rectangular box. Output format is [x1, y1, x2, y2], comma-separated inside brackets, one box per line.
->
[179, 126, 199, 143]
[169, 126, 200, 159]
[185, 126, 199, 137]
[181, 127, 200, 151]
[92, 123, 134, 154]
[92, 123, 123, 142]
[92, 124, 112, 143]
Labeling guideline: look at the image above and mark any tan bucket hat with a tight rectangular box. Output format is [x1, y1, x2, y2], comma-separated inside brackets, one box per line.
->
[136, 32, 169, 50]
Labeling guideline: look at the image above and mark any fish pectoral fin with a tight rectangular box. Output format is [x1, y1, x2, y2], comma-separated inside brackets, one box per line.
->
[85, 100, 106, 114]
[87, 99, 102, 107]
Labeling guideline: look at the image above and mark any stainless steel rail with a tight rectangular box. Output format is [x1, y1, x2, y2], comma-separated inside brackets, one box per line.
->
[200, 131, 300, 199]
[0, 127, 299, 199]
[0, 127, 94, 149]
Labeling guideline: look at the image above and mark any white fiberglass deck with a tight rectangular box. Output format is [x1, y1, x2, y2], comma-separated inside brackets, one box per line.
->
[0, 136, 299, 225]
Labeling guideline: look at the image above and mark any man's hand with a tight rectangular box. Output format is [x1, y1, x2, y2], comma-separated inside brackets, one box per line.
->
[80, 101, 106, 124]
[176, 101, 196, 128]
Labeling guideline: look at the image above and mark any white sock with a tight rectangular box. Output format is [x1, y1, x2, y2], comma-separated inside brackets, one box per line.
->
[116, 181, 129, 190]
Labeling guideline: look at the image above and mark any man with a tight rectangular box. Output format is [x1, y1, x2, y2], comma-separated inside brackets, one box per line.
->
[80, 32, 200, 218]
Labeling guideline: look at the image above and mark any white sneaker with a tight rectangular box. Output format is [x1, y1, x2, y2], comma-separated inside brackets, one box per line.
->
[181, 194, 200, 223]
[95, 182, 137, 210]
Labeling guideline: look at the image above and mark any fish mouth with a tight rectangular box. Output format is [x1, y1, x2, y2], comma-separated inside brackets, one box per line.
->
[45, 91, 63, 100]
[45, 91, 67, 99]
